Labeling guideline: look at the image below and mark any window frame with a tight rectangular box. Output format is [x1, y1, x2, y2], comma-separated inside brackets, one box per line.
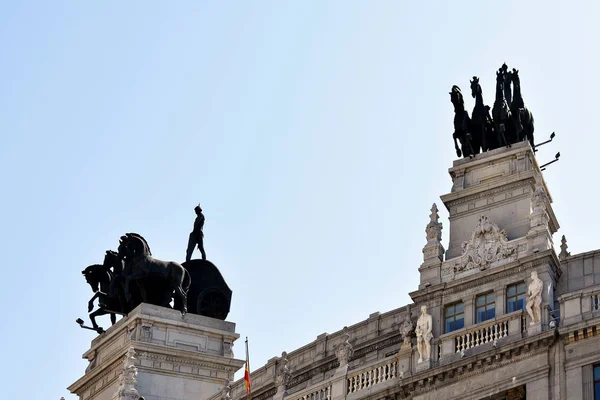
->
[475, 291, 496, 324]
[444, 302, 465, 333]
[506, 281, 527, 313]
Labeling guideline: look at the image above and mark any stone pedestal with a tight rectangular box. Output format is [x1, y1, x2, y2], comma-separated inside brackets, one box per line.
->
[415, 359, 431, 373]
[527, 322, 542, 336]
[397, 347, 412, 379]
[440, 141, 559, 260]
[68, 303, 245, 400]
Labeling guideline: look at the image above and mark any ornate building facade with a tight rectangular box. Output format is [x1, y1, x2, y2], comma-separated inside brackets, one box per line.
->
[210, 142, 600, 400]
[69, 141, 600, 400]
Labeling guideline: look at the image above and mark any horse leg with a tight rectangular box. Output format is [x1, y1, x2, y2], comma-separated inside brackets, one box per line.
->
[174, 285, 188, 316]
[89, 308, 107, 330]
[110, 313, 116, 325]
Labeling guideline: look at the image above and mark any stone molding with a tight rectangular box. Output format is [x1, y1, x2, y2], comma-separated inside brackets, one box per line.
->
[411, 251, 559, 304]
[444, 178, 533, 211]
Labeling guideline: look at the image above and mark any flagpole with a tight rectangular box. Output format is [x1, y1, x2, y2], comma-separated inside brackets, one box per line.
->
[245, 336, 251, 399]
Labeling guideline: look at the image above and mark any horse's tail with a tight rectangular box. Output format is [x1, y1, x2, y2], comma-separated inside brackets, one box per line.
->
[182, 267, 191, 294]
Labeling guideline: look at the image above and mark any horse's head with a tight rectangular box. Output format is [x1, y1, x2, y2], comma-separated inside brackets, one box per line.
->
[118, 233, 151, 261]
[104, 250, 123, 273]
[82, 264, 110, 292]
[496, 70, 504, 88]
[470, 77, 481, 98]
[512, 68, 520, 89]
[449, 85, 463, 106]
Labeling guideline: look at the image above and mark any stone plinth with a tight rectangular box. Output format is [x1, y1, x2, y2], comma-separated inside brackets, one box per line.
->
[440, 141, 559, 260]
[68, 303, 245, 400]
[415, 359, 431, 373]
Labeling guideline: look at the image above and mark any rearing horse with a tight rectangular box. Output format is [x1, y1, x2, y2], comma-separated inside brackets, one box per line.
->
[82, 250, 127, 332]
[470, 76, 497, 152]
[118, 233, 191, 315]
[450, 85, 477, 158]
[511, 69, 535, 148]
[492, 70, 513, 147]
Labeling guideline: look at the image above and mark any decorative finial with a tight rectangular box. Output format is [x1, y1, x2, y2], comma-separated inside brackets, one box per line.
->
[425, 203, 442, 244]
[559, 235, 570, 260]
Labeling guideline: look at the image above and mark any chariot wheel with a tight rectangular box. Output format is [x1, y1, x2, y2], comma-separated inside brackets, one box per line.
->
[197, 289, 228, 319]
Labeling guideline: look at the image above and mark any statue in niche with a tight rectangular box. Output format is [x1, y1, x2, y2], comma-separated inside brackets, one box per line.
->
[400, 306, 414, 348]
[415, 305, 433, 363]
[526, 271, 543, 325]
[186, 204, 206, 262]
[335, 329, 353, 368]
[275, 351, 291, 394]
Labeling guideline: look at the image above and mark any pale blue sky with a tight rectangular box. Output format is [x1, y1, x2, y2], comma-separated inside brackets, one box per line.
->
[0, 2, 598, 398]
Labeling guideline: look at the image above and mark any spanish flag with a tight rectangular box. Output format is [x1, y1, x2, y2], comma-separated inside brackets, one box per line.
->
[244, 337, 251, 396]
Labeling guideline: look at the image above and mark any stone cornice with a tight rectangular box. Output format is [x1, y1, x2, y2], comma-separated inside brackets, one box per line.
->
[441, 175, 533, 211]
[410, 250, 559, 303]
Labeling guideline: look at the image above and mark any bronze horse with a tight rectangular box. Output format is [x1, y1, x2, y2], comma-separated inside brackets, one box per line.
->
[450, 85, 478, 158]
[470, 76, 498, 152]
[118, 233, 191, 315]
[492, 70, 513, 147]
[510, 69, 535, 148]
[82, 251, 127, 332]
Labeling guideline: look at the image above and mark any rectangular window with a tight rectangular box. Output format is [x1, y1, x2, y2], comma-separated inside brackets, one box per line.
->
[594, 364, 600, 399]
[506, 282, 527, 313]
[444, 302, 464, 333]
[476, 292, 496, 323]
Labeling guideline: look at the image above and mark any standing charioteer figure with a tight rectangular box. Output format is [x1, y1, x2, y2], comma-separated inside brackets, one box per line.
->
[186, 204, 207, 262]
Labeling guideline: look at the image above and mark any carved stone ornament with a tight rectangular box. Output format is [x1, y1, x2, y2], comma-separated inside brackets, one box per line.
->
[220, 379, 232, 400]
[335, 330, 353, 368]
[275, 351, 291, 394]
[400, 307, 414, 349]
[115, 347, 143, 400]
[559, 235, 570, 261]
[454, 215, 515, 273]
[425, 203, 443, 244]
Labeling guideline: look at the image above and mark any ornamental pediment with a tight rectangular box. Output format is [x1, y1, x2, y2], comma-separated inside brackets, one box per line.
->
[443, 215, 518, 280]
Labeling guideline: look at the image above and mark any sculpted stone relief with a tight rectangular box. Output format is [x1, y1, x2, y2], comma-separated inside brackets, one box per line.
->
[453, 215, 515, 274]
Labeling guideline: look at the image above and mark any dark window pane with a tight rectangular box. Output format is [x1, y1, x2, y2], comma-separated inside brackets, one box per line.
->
[455, 318, 464, 330]
[487, 308, 496, 320]
[594, 365, 600, 380]
[445, 318, 452, 333]
[477, 309, 484, 323]
[595, 382, 600, 400]
[507, 300, 515, 313]
[456, 302, 464, 313]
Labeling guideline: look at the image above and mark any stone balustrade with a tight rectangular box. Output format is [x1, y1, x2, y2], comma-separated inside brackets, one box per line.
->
[440, 311, 523, 358]
[347, 357, 398, 394]
[289, 383, 332, 400]
[559, 284, 600, 326]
